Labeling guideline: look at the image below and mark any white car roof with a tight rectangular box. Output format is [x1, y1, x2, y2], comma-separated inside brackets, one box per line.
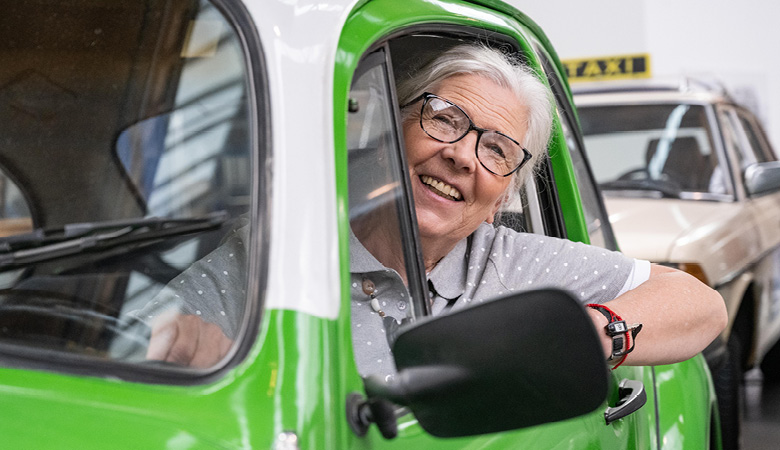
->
[572, 76, 733, 106]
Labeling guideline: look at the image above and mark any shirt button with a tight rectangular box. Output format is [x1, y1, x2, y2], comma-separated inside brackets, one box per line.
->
[397, 300, 407, 311]
[362, 279, 376, 295]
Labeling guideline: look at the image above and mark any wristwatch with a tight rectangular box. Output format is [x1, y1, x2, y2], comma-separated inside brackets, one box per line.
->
[586, 303, 643, 368]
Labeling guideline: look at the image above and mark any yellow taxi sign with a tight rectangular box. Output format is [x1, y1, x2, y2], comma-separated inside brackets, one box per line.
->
[562, 54, 651, 82]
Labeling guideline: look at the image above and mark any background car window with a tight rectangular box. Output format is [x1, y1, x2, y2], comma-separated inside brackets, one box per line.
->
[580, 104, 728, 198]
[736, 109, 776, 162]
[0, 0, 256, 371]
[719, 108, 763, 171]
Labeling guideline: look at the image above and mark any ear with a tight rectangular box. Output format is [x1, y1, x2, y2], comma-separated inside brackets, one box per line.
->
[485, 192, 509, 224]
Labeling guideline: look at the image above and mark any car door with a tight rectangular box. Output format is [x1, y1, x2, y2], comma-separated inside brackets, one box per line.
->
[339, 3, 654, 447]
[719, 106, 780, 363]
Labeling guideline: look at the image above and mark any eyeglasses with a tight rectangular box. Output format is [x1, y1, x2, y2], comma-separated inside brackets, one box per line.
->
[404, 92, 532, 177]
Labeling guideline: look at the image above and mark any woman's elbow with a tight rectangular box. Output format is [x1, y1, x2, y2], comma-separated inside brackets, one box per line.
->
[709, 287, 728, 336]
[689, 276, 728, 343]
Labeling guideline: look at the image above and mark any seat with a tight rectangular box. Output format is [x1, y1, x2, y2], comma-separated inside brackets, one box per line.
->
[645, 137, 713, 192]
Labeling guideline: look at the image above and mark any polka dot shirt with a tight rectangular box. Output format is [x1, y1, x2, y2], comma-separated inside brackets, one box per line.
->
[350, 223, 649, 378]
[129, 220, 250, 340]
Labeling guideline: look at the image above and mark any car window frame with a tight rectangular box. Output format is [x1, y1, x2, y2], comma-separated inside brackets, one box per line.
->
[717, 104, 767, 200]
[354, 24, 550, 319]
[535, 51, 618, 250]
[349, 46, 431, 318]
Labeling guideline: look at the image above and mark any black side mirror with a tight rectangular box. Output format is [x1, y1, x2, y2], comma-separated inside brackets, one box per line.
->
[361, 288, 608, 438]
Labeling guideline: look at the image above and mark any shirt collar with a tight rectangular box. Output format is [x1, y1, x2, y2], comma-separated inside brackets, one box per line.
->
[350, 227, 471, 301]
[427, 234, 470, 300]
[349, 229, 388, 273]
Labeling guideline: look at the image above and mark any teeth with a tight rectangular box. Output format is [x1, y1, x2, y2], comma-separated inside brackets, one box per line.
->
[421, 175, 462, 200]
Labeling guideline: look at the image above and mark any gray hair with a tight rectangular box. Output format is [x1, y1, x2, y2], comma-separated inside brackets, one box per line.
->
[397, 43, 554, 208]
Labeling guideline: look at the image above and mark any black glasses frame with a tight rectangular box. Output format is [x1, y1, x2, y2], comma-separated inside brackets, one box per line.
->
[403, 92, 532, 177]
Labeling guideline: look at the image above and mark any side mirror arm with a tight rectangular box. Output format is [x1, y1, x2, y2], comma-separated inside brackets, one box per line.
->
[346, 392, 400, 439]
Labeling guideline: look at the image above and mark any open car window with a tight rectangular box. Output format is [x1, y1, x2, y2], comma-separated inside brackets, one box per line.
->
[0, 0, 261, 377]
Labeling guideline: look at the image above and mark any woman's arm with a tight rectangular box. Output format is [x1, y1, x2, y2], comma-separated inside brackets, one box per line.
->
[588, 263, 728, 366]
[146, 312, 233, 368]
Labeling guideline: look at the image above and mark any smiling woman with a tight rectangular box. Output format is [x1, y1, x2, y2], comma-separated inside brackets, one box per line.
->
[346, 42, 727, 379]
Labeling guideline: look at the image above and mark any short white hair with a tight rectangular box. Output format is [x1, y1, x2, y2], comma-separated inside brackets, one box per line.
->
[397, 43, 554, 204]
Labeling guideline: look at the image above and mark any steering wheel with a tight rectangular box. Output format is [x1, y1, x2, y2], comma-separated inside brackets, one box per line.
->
[0, 294, 150, 359]
[617, 168, 651, 181]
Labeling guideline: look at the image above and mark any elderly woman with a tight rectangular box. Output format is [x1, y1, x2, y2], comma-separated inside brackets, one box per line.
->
[142, 44, 727, 373]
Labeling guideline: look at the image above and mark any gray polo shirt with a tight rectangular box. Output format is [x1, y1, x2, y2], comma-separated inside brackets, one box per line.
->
[350, 222, 650, 377]
[126, 220, 250, 341]
[130, 220, 649, 376]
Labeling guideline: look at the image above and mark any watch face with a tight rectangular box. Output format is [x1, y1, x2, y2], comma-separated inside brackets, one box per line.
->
[608, 321, 627, 334]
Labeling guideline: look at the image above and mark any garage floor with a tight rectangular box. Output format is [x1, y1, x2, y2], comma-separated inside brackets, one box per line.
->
[743, 368, 780, 449]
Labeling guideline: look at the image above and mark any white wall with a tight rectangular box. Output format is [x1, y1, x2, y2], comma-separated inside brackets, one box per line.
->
[515, 0, 780, 149]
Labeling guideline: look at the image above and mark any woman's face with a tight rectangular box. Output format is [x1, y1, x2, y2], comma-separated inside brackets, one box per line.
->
[403, 74, 529, 245]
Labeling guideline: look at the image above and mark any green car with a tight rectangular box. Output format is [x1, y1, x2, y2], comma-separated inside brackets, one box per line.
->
[0, 0, 719, 448]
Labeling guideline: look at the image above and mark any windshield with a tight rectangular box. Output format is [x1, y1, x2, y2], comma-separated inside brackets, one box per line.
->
[0, 0, 256, 373]
[578, 103, 729, 199]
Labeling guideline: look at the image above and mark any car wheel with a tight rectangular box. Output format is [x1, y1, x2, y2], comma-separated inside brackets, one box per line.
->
[713, 333, 743, 450]
[760, 338, 780, 383]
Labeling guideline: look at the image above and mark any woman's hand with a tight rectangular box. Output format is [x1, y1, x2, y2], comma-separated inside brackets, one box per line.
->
[146, 312, 233, 368]
[590, 263, 727, 366]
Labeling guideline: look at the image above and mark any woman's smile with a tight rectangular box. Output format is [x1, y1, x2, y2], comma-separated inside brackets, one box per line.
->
[420, 175, 463, 201]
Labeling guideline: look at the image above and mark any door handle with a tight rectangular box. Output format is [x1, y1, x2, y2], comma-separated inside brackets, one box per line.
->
[604, 379, 647, 424]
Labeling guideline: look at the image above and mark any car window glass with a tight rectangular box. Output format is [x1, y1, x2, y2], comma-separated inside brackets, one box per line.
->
[560, 114, 609, 248]
[579, 104, 728, 198]
[0, 171, 32, 237]
[347, 51, 422, 377]
[0, 0, 256, 372]
[736, 110, 774, 162]
[534, 54, 613, 248]
[720, 108, 760, 171]
[496, 181, 536, 233]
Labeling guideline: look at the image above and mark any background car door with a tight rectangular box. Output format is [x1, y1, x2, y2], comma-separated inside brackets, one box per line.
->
[719, 106, 780, 366]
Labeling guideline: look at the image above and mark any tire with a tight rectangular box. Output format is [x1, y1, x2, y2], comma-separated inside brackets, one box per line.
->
[712, 334, 743, 450]
[760, 339, 780, 384]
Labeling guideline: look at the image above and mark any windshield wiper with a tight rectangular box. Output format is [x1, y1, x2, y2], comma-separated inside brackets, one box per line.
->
[0, 211, 228, 269]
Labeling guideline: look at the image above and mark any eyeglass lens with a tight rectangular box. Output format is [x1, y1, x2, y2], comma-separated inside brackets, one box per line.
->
[421, 96, 524, 175]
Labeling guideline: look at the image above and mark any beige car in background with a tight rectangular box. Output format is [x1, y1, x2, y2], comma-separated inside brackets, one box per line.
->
[574, 78, 780, 449]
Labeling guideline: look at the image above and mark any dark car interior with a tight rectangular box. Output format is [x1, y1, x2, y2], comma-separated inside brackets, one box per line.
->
[0, 0, 252, 360]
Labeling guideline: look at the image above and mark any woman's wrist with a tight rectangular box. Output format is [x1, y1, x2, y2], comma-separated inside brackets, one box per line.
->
[587, 307, 613, 360]
[586, 303, 643, 369]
